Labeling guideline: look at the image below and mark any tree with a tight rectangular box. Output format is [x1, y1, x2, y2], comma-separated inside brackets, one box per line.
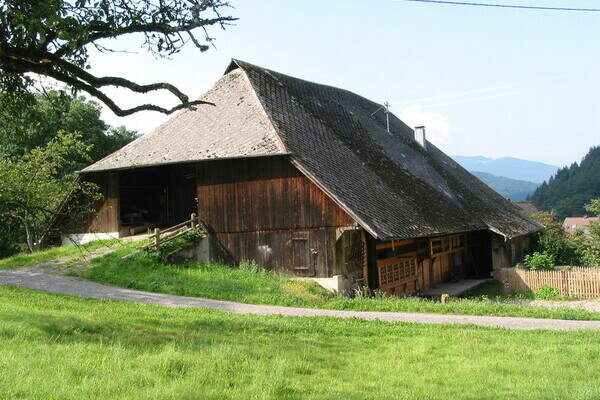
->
[530, 146, 600, 219]
[579, 198, 600, 266]
[0, 131, 100, 253]
[0, 0, 235, 116]
[0, 90, 137, 172]
[0, 89, 136, 256]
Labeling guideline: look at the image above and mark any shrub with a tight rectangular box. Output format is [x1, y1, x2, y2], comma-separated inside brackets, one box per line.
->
[535, 230, 582, 266]
[523, 251, 555, 271]
[534, 284, 562, 300]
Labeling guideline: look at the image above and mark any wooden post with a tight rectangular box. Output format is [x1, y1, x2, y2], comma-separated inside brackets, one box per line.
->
[154, 228, 160, 250]
[191, 213, 197, 229]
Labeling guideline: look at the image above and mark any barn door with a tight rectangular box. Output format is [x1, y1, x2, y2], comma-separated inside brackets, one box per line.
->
[292, 232, 314, 276]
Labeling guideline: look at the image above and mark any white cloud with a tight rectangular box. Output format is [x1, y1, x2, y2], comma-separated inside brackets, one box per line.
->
[398, 104, 450, 145]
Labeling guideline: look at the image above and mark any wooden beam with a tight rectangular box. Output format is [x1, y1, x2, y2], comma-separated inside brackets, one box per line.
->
[376, 239, 416, 250]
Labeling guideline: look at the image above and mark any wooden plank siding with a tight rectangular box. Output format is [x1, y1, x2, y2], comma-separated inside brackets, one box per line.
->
[196, 156, 357, 277]
[78, 172, 120, 234]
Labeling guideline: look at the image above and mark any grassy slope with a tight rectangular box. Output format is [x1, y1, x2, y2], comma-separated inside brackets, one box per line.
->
[1, 286, 599, 400]
[82, 252, 600, 321]
[0, 239, 122, 269]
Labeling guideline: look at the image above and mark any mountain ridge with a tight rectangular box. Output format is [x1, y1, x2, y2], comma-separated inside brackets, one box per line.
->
[470, 171, 539, 201]
[451, 155, 559, 184]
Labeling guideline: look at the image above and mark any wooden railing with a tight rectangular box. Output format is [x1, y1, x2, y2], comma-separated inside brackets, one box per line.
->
[139, 213, 207, 252]
[499, 267, 600, 299]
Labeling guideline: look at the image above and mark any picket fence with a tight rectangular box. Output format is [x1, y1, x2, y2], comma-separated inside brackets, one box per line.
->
[499, 267, 600, 299]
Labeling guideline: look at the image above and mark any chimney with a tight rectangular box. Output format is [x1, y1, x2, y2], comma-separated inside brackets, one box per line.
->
[414, 126, 427, 150]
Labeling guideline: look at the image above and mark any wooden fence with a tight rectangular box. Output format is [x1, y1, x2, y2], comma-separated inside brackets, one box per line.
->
[122, 214, 207, 259]
[499, 267, 600, 299]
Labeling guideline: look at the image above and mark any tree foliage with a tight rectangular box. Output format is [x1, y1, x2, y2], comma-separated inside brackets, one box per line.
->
[530, 198, 600, 267]
[0, 131, 100, 253]
[0, 90, 137, 256]
[0, 0, 235, 116]
[530, 146, 600, 219]
[0, 90, 137, 172]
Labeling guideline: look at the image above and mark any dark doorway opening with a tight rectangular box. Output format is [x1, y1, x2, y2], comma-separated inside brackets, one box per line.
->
[118, 164, 197, 236]
[465, 230, 493, 279]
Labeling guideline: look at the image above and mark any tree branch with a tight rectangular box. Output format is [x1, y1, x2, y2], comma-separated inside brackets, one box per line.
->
[0, 0, 235, 116]
[0, 46, 214, 116]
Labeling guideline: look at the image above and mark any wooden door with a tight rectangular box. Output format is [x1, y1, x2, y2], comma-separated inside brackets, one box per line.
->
[292, 232, 314, 276]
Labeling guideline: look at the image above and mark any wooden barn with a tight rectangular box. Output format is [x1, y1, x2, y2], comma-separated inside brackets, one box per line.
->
[64, 59, 542, 294]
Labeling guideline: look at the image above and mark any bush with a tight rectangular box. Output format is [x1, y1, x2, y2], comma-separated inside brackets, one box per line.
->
[523, 251, 555, 271]
[535, 230, 582, 266]
[534, 285, 562, 300]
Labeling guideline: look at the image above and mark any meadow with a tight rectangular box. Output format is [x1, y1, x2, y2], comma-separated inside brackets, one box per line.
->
[1, 286, 599, 399]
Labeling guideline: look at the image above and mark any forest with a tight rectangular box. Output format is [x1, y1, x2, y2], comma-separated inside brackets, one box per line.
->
[530, 146, 600, 219]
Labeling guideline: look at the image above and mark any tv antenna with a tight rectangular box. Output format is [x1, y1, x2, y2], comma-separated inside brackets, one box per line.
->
[371, 101, 391, 133]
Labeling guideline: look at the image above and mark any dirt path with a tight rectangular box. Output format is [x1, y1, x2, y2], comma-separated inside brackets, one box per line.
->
[1, 268, 599, 331]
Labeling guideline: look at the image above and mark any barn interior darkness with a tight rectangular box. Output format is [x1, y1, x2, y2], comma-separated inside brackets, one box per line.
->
[118, 164, 197, 233]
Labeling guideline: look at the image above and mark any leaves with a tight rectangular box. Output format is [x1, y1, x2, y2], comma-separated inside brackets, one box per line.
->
[0, 131, 99, 251]
[0, 0, 236, 115]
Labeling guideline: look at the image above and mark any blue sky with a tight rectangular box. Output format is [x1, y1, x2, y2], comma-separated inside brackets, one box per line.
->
[90, 0, 600, 168]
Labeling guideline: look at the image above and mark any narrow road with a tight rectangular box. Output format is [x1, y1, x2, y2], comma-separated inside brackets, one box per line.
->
[1, 268, 599, 331]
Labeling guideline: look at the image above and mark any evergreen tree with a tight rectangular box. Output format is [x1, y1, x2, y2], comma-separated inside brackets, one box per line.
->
[531, 146, 600, 219]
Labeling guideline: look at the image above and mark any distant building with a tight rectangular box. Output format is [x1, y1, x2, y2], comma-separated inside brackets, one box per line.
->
[563, 217, 599, 235]
[513, 201, 540, 216]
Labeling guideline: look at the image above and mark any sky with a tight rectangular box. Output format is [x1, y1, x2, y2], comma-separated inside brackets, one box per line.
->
[88, 0, 600, 168]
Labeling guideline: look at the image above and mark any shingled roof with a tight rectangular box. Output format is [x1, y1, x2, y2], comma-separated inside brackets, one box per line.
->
[82, 59, 542, 240]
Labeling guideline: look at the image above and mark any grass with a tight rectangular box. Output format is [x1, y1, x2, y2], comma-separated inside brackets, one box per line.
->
[462, 280, 504, 298]
[0, 239, 123, 269]
[1, 286, 599, 399]
[81, 251, 600, 321]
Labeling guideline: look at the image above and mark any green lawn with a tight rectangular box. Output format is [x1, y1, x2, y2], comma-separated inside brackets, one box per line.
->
[0, 286, 598, 399]
[81, 251, 600, 321]
[0, 239, 122, 269]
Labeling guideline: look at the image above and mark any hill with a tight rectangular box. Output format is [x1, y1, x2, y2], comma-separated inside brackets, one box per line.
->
[471, 171, 539, 201]
[530, 146, 600, 218]
[452, 155, 559, 183]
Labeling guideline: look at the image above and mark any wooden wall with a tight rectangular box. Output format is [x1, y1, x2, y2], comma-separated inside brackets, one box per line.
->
[196, 156, 356, 276]
[81, 172, 120, 233]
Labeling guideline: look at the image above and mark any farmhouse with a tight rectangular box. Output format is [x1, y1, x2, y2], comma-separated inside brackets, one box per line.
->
[64, 59, 542, 294]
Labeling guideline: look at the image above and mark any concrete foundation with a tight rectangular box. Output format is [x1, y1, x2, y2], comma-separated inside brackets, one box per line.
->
[61, 232, 120, 246]
[295, 275, 354, 293]
[168, 237, 212, 264]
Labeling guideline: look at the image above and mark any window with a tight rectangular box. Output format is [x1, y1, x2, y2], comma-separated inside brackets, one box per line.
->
[378, 258, 417, 290]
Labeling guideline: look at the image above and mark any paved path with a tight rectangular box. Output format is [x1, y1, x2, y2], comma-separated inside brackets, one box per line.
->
[1, 269, 599, 331]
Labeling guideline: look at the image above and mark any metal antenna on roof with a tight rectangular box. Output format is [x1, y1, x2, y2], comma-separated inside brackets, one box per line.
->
[371, 101, 391, 133]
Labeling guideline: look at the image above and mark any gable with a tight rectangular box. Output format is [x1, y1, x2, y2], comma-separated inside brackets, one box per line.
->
[81, 69, 286, 173]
